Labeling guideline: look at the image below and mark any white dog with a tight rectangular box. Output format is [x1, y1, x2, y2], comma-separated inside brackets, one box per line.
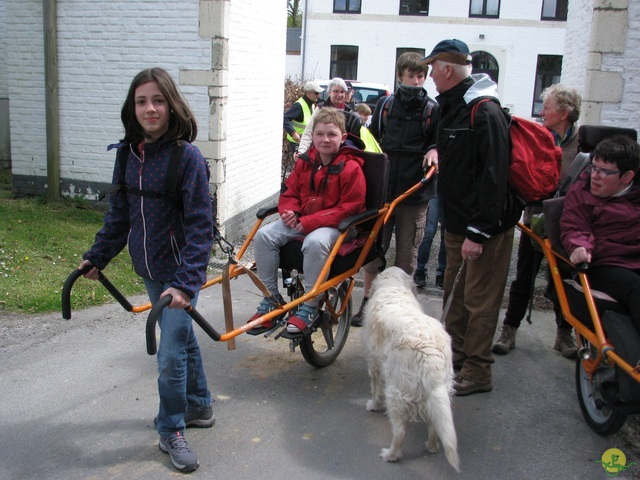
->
[363, 267, 459, 471]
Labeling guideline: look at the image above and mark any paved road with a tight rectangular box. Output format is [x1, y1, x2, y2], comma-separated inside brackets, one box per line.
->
[1, 274, 638, 480]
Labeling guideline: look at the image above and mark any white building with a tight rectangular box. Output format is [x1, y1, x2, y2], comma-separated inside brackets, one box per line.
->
[287, 0, 640, 131]
[3, 0, 286, 241]
[288, 0, 569, 119]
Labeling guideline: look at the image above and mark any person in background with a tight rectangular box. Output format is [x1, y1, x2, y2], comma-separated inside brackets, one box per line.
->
[283, 81, 324, 154]
[350, 51, 438, 327]
[78, 67, 215, 472]
[561, 135, 640, 336]
[297, 77, 363, 155]
[355, 103, 372, 126]
[492, 84, 582, 359]
[345, 83, 356, 110]
[414, 194, 446, 289]
[423, 39, 522, 396]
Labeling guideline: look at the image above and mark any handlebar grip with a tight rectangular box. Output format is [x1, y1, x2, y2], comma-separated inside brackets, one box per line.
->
[146, 295, 172, 355]
[62, 266, 92, 319]
[145, 296, 222, 356]
[62, 266, 133, 320]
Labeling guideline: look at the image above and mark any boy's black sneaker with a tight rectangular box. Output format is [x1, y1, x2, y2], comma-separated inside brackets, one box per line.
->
[435, 275, 444, 290]
[184, 404, 215, 428]
[159, 432, 199, 472]
[413, 270, 427, 287]
[154, 404, 215, 428]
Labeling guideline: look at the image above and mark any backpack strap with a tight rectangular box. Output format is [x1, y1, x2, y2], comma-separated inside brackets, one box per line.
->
[166, 140, 186, 212]
[422, 97, 437, 136]
[470, 98, 495, 129]
[377, 95, 394, 139]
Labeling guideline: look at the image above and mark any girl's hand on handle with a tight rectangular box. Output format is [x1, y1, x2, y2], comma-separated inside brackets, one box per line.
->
[162, 287, 190, 309]
[78, 259, 100, 280]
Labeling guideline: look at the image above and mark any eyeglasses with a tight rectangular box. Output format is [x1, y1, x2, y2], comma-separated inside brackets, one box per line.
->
[587, 163, 620, 178]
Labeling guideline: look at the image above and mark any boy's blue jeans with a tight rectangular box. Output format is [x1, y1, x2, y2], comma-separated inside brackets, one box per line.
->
[144, 279, 211, 438]
[416, 195, 446, 275]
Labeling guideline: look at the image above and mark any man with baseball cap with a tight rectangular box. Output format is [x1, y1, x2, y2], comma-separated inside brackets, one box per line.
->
[423, 39, 521, 396]
[283, 81, 325, 153]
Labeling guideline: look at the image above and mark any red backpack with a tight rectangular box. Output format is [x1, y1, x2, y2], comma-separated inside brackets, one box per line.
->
[471, 99, 562, 204]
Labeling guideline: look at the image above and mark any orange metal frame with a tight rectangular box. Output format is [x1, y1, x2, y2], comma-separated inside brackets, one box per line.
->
[518, 223, 640, 384]
[64, 167, 436, 344]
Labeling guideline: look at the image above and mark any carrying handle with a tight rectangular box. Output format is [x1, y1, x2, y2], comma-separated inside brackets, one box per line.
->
[62, 266, 133, 319]
[145, 295, 221, 355]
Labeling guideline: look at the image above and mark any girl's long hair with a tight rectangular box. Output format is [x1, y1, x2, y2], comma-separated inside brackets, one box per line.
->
[121, 67, 198, 144]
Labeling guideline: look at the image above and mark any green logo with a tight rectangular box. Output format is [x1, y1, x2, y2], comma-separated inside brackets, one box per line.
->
[595, 448, 636, 477]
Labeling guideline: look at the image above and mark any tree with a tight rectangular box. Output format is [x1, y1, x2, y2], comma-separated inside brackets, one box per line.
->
[288, 0, 302, 27]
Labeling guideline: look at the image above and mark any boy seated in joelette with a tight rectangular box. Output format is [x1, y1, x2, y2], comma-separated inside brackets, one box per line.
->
[250, 107, 367, 335]
[560, 135, 640, 336]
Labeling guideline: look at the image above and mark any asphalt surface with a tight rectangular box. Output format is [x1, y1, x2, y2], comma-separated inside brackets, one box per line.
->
[1, 273, 639, 480]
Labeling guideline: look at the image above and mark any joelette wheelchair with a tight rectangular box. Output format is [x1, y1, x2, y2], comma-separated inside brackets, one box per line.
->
[519, 125, 640, 435]
[63, 151, 436, 368]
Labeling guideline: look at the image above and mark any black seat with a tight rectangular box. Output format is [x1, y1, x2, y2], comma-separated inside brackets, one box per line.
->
[279, 151, 389, 276]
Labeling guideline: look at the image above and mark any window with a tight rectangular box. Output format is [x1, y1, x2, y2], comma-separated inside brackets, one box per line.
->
[330, 45, 359, 80]
[471, 51, 499, 84]
[532, 55, 563, 117]
[399, 0, 429, 15]
[541, 0, 568, 21]
[469, 0, 500, 18]
[333, 0, 361, 14]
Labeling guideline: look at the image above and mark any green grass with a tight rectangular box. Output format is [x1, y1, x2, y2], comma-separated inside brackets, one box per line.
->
[0, 169, 147, 314]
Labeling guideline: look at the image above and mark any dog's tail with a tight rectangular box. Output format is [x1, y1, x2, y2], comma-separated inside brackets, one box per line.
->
[423, 385, 460, 472]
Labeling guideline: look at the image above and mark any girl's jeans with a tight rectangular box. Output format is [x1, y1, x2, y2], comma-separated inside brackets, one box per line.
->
[144, 279, 211, 438]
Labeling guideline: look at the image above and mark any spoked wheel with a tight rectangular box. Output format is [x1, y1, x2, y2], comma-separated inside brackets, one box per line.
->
[300, 281, 352, 368]
[575, 353, 627, 436]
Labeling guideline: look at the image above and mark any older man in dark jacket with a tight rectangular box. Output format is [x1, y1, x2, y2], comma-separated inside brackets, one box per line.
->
[422, 39, 522, 396]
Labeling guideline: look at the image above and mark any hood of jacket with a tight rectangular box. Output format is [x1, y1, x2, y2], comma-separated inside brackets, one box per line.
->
[463, 73, 500, 106]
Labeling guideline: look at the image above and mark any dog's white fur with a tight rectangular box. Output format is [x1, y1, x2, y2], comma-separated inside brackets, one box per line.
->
[363, 267, 459, 471]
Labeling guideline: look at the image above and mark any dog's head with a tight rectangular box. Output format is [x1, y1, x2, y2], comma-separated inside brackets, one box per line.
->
[369, 266, 416, 297]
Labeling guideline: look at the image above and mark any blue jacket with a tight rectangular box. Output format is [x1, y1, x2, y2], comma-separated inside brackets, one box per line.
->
[84, 138, 214, 298]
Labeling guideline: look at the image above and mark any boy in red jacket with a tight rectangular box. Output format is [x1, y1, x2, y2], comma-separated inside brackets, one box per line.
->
[250, 107, 366, 335]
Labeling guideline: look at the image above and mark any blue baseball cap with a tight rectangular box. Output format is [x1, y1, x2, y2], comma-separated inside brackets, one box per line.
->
[420, 39, 472, 65]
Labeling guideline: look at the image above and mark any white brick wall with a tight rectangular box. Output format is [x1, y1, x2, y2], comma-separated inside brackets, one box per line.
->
[297, 0, 565, 118]
[0, 0, 7, 97]
[5, 0, 287, 240]
[600, 0, 640, 131]
[7, 0, 47, 176]
[561, 0, 592, 95]
[0, 0, 10, 165]
[225, 0, 286, 233]
[56, 0, 211, 186]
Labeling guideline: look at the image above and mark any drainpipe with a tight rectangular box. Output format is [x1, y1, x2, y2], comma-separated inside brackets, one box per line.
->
[301, 0, 308, 80]
[43, 0, 60, 201]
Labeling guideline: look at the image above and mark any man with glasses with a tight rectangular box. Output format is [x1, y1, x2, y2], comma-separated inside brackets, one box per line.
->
[561, 135, 640, 337]
[284, 81, 324, 154]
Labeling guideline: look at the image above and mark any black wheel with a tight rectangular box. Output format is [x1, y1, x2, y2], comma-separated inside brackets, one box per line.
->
[299, 281, 352, 368]
[575, 355, 627, 436]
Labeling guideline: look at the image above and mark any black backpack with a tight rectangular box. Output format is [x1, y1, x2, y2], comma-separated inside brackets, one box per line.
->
[376, 94, 437, 142]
